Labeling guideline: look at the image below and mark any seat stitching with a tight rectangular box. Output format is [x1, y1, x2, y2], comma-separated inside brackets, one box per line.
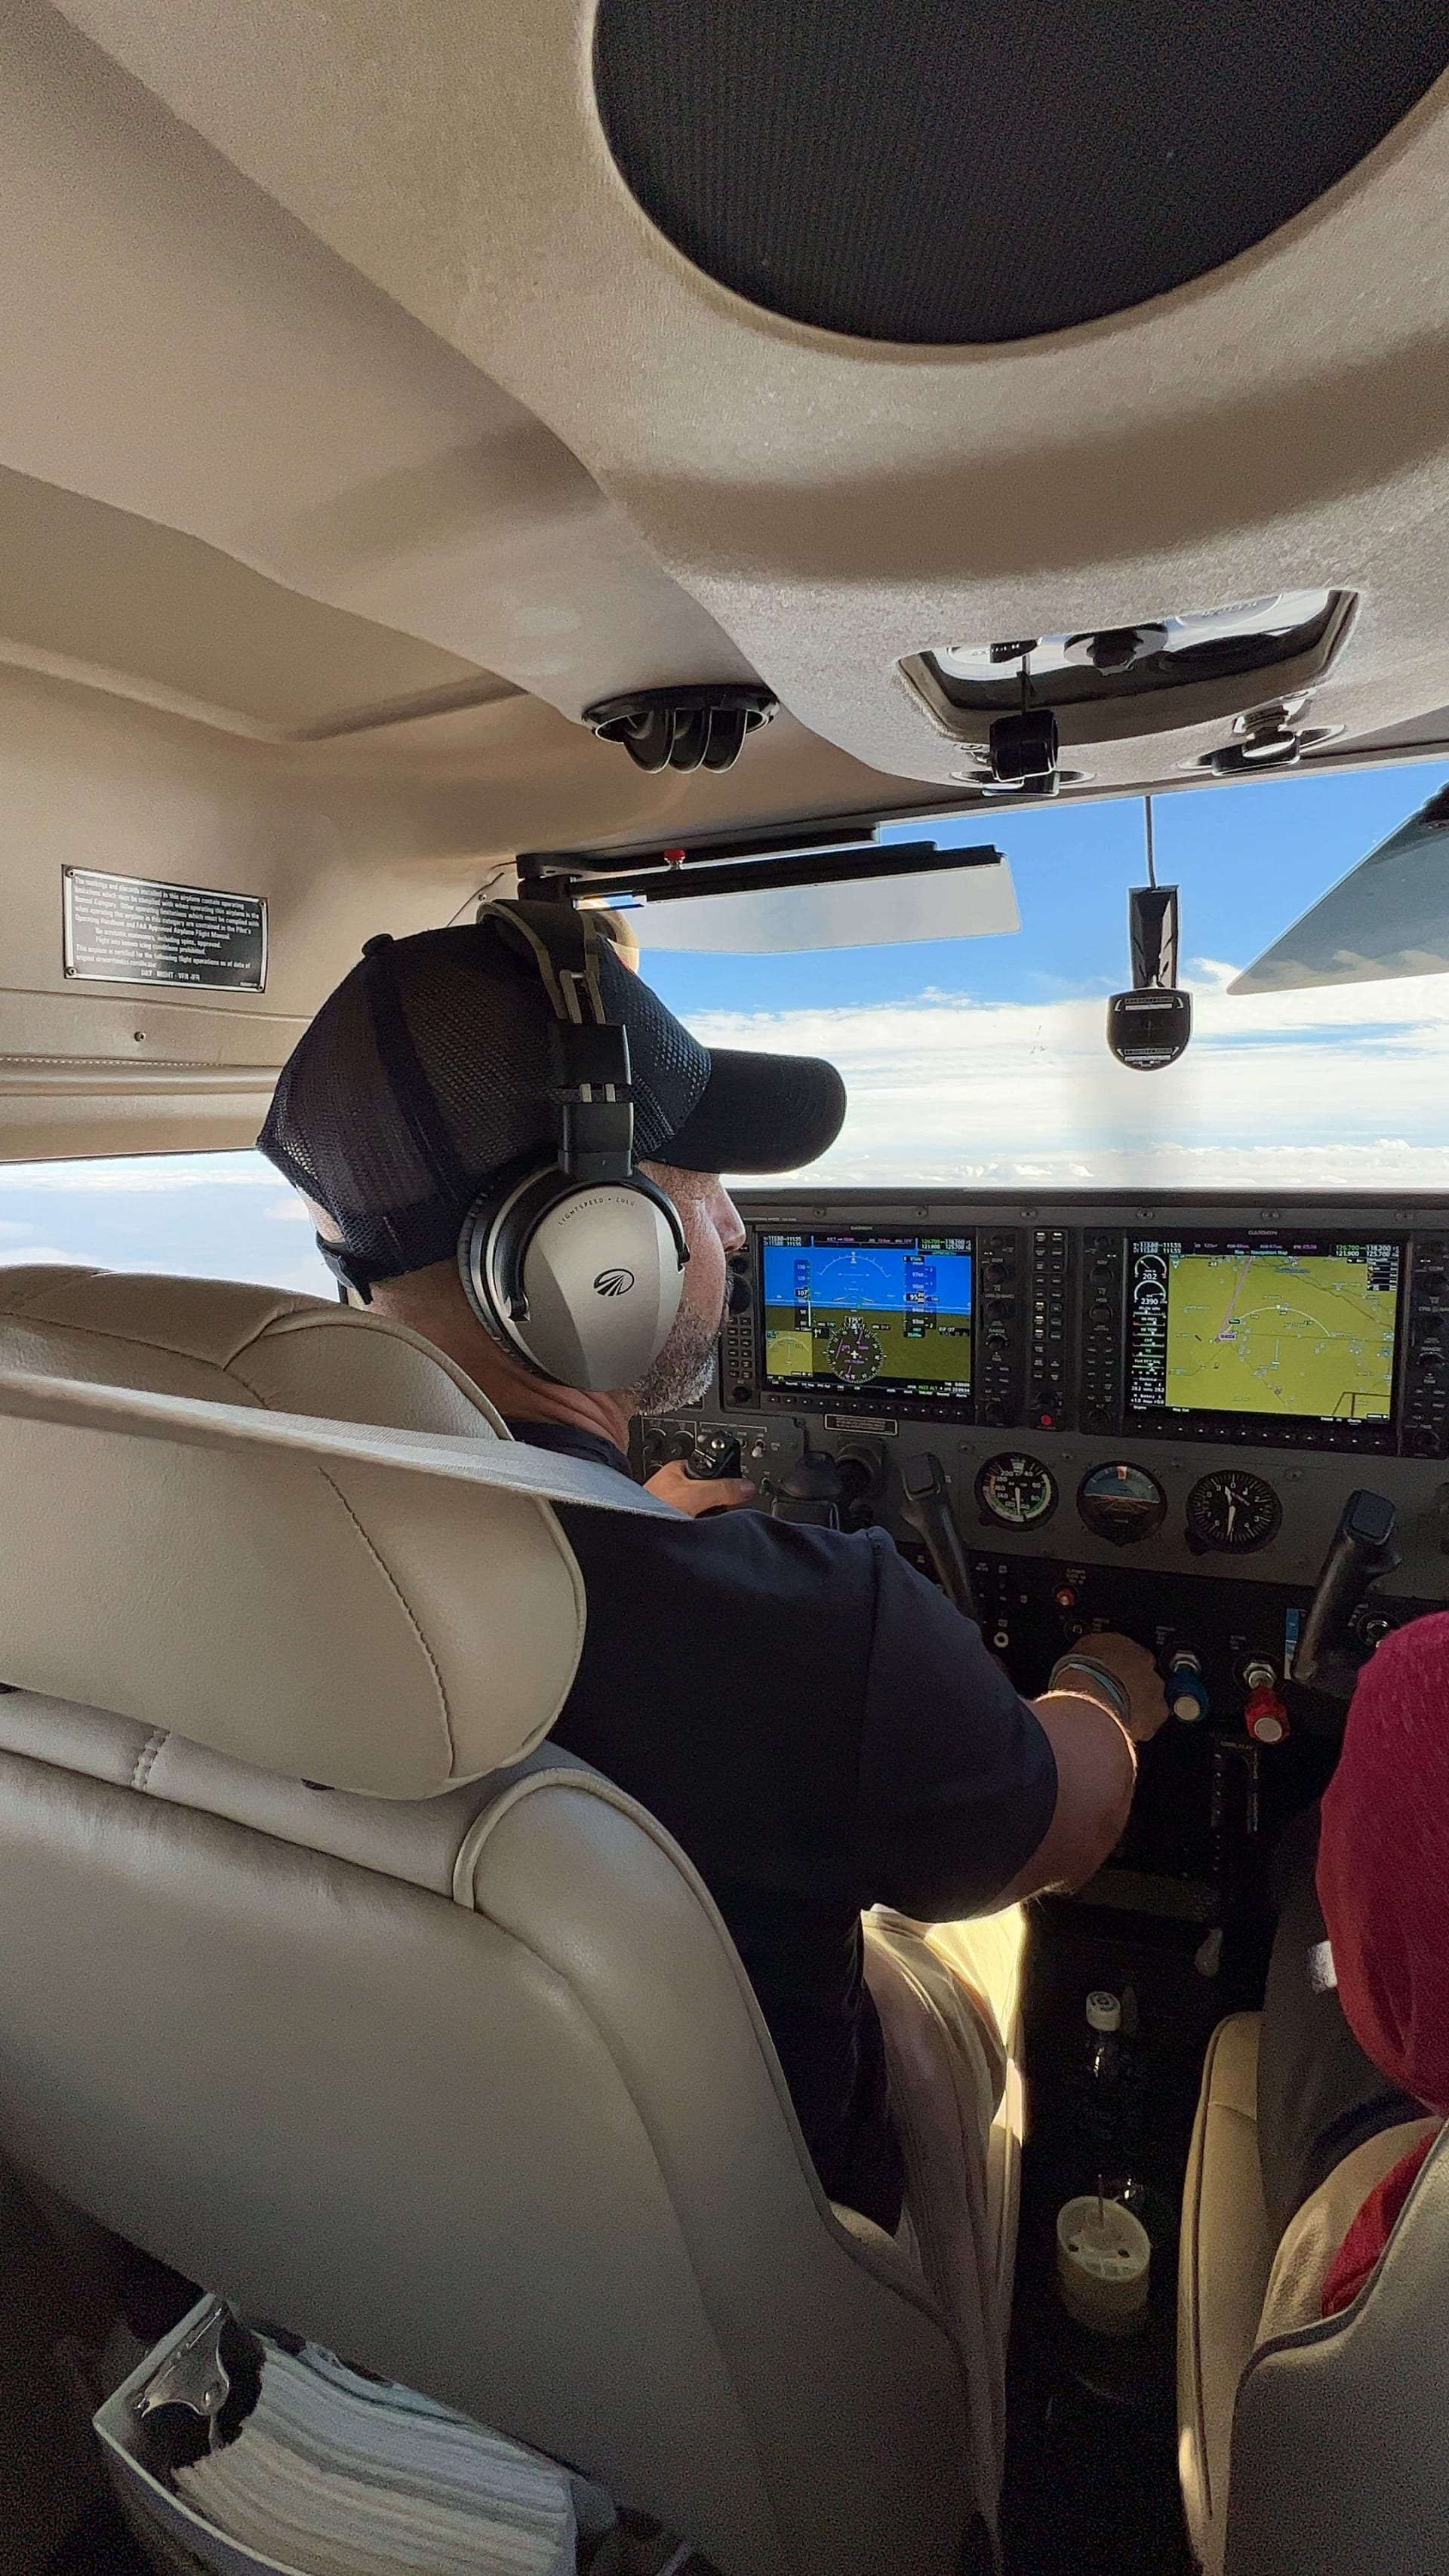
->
[2, 1270, 111, 1319]
[1190, 2014, 1261, 2534]
[131, 1726, 169, 1792]
[170, 1359, 452, 1762]
[222, 1305, 343, 1370]
[0, 1307, 276, 1375]
[221, 1359, 285, 1405]
[311, 1467, 454, 1772]
[226, 1313, 507, 1431]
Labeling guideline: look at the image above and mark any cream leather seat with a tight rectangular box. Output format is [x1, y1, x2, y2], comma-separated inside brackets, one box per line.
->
[0, 1268, 1014, 2576]
[1179, 2011, 1448, 2575]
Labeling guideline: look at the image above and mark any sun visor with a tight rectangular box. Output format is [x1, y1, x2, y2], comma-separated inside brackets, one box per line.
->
[614, 854, 1019, 953]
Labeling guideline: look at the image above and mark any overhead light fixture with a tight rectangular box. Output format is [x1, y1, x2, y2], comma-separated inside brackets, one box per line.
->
[903, 592, 1355, 749]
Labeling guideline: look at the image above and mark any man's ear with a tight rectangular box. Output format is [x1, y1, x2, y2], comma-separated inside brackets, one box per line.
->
[300, 1192, 348, 1251]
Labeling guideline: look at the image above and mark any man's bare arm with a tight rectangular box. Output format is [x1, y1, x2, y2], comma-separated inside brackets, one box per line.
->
[996, 1632, 1169, 1901]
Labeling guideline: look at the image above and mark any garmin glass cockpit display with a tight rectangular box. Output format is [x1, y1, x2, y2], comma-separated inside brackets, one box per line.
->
[737, 1217, 1429, 1459]
[1124, 1234, 1403, 1440]
[761, 1230, 972, 1405]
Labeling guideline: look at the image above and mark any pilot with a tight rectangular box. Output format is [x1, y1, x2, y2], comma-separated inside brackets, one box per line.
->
[260, 913, 1167, 2234]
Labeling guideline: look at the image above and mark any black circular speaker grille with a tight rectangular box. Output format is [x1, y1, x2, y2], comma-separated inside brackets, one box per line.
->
[593, 0, 1449, 344]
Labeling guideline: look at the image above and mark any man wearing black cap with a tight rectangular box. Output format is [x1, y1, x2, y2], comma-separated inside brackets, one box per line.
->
[262, 912, 1164, 2233]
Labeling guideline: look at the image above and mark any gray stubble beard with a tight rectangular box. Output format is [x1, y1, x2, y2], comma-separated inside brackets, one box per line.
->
[632, 1291, 727, 1416]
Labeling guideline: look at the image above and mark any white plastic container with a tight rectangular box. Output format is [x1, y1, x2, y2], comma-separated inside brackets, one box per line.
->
[1056, 2194, 1151, 2337]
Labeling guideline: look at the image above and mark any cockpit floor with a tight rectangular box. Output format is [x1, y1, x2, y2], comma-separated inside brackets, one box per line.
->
[1000, 1900, 1236, 2576]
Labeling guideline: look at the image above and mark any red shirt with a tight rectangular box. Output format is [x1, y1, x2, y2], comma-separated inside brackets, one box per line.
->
[1321, 2131, 1437, 2316]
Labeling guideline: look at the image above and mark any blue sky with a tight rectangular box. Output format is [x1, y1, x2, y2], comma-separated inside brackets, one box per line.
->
[641, 761, 1449, 1015]
[2, 759, 1447, 1297]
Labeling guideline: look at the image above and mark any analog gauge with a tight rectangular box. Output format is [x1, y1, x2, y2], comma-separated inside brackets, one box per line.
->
[825, 1318, 884, 1385]
[977, 1452, 1058, 1530]
[1077, 1461, 1168, 1546]
[1186, 1469, 1281, 1555]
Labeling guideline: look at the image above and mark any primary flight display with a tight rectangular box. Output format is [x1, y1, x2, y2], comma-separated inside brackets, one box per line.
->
[761, 1230, 973, 1399]
[1128, 1235, 1401, 1426]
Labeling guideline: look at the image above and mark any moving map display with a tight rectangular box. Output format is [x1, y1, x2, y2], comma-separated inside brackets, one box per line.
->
[761, 1230, 972, 1401]
[1127, 1235, 1402, 1428]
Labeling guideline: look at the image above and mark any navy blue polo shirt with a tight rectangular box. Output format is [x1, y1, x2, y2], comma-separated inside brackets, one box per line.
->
[518, 1420, 1057, 2233]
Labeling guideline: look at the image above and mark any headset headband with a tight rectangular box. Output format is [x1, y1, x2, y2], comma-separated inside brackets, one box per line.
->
[478, 901, 637, 1188]
[318, 900, 635, 1303]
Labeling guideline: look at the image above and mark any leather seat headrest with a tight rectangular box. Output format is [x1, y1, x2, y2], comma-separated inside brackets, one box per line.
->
[0, 1270, 666, 1796]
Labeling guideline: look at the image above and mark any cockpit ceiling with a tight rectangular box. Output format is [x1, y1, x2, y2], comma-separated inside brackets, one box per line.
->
[0, 468, 513, 740]
[7, 0, 1449, 842]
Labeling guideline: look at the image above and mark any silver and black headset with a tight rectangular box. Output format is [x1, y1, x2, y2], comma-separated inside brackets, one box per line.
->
[454, 900, 689, 1390]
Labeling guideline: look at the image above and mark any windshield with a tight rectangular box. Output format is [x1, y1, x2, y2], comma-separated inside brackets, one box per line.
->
[643, 758, 1449, 1192]
[4, 759, 1447, 1297]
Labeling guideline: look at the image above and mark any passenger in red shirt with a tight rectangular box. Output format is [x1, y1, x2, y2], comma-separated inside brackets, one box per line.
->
[1313, 1611, 1449, 2312]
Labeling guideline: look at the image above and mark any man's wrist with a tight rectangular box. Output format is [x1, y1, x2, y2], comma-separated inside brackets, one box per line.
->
[1046, 1652, 1134, 1735]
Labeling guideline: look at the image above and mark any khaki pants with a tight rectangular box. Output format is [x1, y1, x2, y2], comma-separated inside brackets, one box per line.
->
[862, 1906, 1029, 2500]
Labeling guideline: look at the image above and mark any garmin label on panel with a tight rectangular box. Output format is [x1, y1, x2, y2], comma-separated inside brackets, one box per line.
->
[63, 869, 267, 991]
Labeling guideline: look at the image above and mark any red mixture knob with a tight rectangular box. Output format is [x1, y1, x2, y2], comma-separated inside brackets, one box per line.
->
[1245, 1686, 1290, 1747]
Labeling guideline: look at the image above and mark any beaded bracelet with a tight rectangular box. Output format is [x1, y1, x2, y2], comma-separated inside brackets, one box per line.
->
[1048, 1653, 1133, 1732]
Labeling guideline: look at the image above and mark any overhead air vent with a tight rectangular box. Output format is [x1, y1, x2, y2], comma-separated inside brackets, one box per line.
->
[593, 0, 1449, 343]
[583, 683, 776, 772]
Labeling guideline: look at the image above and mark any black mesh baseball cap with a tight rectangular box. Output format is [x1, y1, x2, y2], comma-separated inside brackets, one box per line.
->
[259, 914, 846, 1287]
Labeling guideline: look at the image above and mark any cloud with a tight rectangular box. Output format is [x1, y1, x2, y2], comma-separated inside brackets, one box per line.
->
[697, 970, 1449, 1189]
[5, 1154, 281, 1193]
[5, 972, 1445, 1231]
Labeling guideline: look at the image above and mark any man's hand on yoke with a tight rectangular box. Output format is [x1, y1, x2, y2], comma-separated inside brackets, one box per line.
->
[644, 1462, 758, 1519]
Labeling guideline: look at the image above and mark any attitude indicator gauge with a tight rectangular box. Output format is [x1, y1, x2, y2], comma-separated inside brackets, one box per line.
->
[1185, 1469, 1281, 1555]
[1077, 1461, 1168, 1546]
[977, 1452, 1058, 1530]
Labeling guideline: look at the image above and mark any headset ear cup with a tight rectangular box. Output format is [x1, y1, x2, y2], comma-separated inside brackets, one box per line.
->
[457, 1187, 518, 1357]
[458, 1165, 565, 1373]
[460, 1168, 688, 1390]
[518, 1184, 685, 1390]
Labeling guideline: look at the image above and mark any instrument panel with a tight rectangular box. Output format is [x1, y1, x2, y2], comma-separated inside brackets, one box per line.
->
[696, 1190, 1449, 1599]
[649, 1191, 1449, 1919]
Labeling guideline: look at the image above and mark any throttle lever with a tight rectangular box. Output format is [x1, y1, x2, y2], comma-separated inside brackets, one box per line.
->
[897, 1452, 981, 1624]
[1294, 1489, 1400, 1697]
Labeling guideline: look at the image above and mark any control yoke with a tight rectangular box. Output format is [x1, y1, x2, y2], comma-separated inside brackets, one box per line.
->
[897, 1453, 981, 1624]
[1294, 1490, 1400, 1699]
[768, 1446, 844, 1530]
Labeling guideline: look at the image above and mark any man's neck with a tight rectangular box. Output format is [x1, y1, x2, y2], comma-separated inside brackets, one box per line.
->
[494, 1377, 634, 1456]
[372, 1280, 635, 1454]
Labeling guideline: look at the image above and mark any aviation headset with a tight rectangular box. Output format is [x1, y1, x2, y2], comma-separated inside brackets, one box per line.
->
[455, 901, 689, 1391]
